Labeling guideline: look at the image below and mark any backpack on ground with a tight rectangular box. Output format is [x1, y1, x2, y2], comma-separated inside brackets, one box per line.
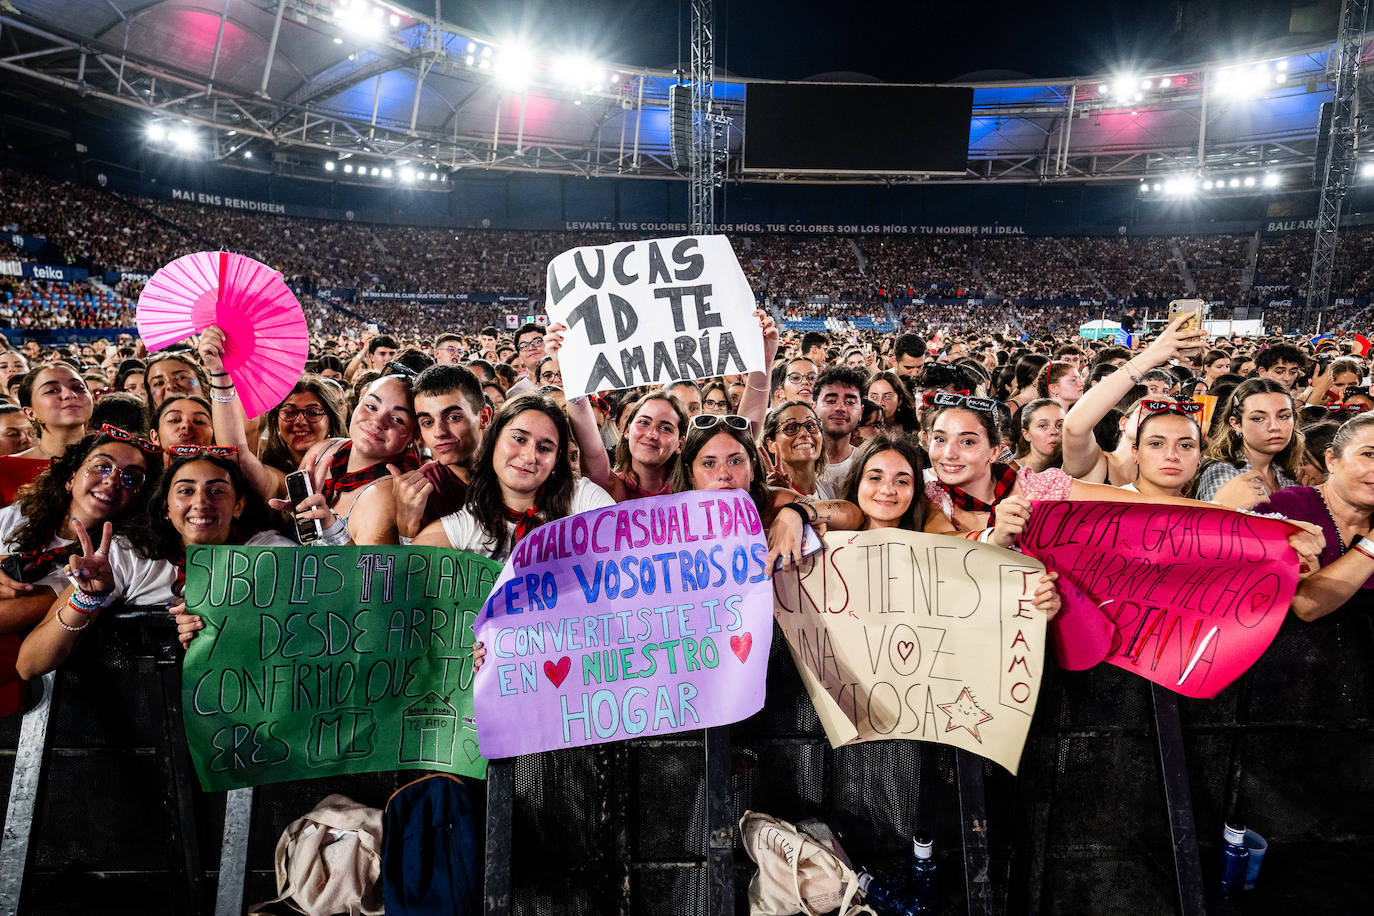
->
[251, 793, 384, 916]
[382, 773, 481, 916]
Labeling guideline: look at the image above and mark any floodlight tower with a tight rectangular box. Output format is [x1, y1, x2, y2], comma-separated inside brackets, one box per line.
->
[689, 0, 717, 234]
[1305, 0, 1370, 332]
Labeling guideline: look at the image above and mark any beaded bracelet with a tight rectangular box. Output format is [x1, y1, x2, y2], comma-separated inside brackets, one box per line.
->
[71, 586, 113, 610]
[68, 592, 101, 612]
[212, 393, 238, 403]
[55, 604, 90, 632]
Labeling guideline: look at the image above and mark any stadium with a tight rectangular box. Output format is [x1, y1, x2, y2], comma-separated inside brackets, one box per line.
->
[0, 1, 1372, 914]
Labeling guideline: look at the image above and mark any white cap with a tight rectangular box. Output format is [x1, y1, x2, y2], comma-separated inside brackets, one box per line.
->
[913, 834, 933, 859]
[1223, 823, 1246, 845]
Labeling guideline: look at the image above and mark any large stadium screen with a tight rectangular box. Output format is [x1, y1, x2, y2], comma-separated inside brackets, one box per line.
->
[743, 83, 973, 175]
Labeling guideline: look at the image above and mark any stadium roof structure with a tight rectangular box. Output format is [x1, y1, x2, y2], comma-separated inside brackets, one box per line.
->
[0, 0, 1364, 190]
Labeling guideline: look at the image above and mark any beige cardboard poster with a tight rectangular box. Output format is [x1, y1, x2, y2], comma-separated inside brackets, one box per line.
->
[771, 529, 1048, 774]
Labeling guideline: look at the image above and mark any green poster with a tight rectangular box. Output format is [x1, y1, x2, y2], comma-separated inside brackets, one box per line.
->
[181, 545, 501, 791]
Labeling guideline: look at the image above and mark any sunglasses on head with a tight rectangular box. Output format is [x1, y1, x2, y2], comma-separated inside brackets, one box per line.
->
[99, 424, 161, 455]
[927, 392, 999, 413]
[381, 361, 418, 379]
[1327, 403, 1370, 415]
[588, 394, 610, 412]
[922, 389, 970, 406]
[1142, 399, 1204, 416]
[168, 445, 239, 458]
[691, 414, 750, 432]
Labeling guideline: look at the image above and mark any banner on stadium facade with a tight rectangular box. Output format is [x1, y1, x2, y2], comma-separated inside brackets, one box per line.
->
[3, 233, 47, 255]
[180, 545, 500, 791]
[21, 263, 88, 282]
[0, 260, 20, 278]
[563, 221, 1028, 236]
[169, 187, 288, 215]
[1019, 502, 1300, 698]
[770, 529, 1047, 775]
[103, 270, 154, 286]
[545, 234, 765, 398]
[472, 490, 774, 758]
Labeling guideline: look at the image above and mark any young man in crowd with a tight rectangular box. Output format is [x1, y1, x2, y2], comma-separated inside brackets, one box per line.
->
[432, 333, 465, 365]
[1255, 343, 1307, 390]
[813, 365, 867, 493]
[892, 334, 926, 379]
[801, 332, 829, 367]
[391, 364, 491, 540]
[506, 322, 545, 396]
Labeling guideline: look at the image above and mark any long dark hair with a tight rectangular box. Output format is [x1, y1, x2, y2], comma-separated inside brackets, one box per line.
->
[260, 376, 348, 472]
[840, 434, 927, 531]
[465, 395, 576, 560]
[1205, 377, 1305, 479]
[122, 454, 268, 561]
[670, 420, 772, 509]
[10, 430, 163, 554]
[867, 369, 919, 433]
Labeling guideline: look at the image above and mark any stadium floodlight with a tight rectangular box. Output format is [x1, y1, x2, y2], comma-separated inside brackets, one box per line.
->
[1159, 77, 1172, 88]
[1362, 163, 1374, 178]
[335, 1, 386, 40]
[1243, 175, 1255, 187]
[370, 167, 380, 177]
[399, 167, 414, 182]
[1140, 182, 1150, 192]
[146, 123, 167, 142]
[466, 55, 475, 66]
[430, 172, 440, 181]
[1202, 180, 1213, 190]
[243, 151, 252, 159]
[494, 44, 534, 89]
[168, 128, 196, 151]
[388, 14, 400, 28]
[381, 167, 393, 179]
[324, 160, 336, 172]
[1098, 83, 1109, 94]
[1229, 177, 1240, 188]
[552, 56, 603, 91]
[1152, 183, 1161, 191]
[1263, 172, 1279, 187]
[344, 163, 353, 174]
[467, 41, 477, 54]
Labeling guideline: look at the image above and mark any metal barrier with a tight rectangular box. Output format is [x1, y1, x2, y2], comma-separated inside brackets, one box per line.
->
[2, 607, 1371, 914]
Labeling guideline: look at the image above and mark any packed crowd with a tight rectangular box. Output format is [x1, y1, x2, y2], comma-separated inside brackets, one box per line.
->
[12, 168, 1374, 327]
[0, 309, 1367, 695]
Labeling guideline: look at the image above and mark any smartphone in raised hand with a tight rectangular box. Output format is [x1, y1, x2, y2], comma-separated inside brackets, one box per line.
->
[284, 470, 323, 544]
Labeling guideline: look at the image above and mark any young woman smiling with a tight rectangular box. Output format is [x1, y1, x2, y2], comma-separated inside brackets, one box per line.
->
[0, 362, 96, 504]
[760, 401, 832, 499]
[0, 427, 161, 632]
[15, 453, 289, 675]
[198, 327, 419, 545]
[413, 395, 614, 561]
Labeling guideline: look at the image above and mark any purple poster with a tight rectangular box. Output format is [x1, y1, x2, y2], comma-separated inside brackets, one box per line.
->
[473, 490, 775, 758]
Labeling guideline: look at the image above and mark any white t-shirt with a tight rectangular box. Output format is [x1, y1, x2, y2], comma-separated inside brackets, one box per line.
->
[106, 530, 294, 607]
[0, 503, 73, 592]
[440, 477, 615, 562]
[819, 450, 855, 496]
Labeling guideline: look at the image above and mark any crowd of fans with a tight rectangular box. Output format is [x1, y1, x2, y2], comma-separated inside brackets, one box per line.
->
[11, 167, 1374, 338]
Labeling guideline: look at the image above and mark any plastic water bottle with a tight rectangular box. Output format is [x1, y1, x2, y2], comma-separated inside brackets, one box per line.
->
[857, 871, 908, 916]
[908, 833, 939, 912]
[1219, 822, 1250, 900]
[857, 870, 926, 916]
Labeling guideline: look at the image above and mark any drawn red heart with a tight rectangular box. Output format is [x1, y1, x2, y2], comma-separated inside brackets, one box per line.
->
[544, 656, 571, 688]
[897, 640, 916, 662]
[730, 633, 752, 663]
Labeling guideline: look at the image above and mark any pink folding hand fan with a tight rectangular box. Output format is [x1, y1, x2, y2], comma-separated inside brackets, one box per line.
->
[136, 251, 308, 418]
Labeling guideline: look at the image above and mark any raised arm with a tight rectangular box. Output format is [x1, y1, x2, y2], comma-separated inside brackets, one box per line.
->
[198, 326, 286, 500]
[544, 323, 613, 489]
[1060, 313, 1204, 478]
[737, 308, 780, 438]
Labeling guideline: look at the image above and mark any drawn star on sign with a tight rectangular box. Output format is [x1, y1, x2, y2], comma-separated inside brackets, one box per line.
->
[939, 687, 993, 743]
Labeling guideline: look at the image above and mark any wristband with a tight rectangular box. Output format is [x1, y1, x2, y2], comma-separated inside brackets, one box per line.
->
[55, 604, 90, 632]
[1123, 359, 1143, 384]
[777, 502, 810, 527]
[209, 382, 236, 390]
[317, 513, 351, 546]
[1350, 535, 1374, 561]
[212, 393, 238, 403]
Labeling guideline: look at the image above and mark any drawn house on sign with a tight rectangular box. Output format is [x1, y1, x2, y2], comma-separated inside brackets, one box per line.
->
[399, 691, 460, 766]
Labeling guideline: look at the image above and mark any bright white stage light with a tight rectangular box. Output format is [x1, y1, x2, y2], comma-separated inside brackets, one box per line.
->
[1202, 180, 1213, 190]
[336, 2, 385, 40]
[370, 167, 380, 176]
[1098, 84, 1109, 94]
[381, 167, 392, 179]
[1140, 182, 1150, 192]
[400, 167, 414, 182]
[1152, 183, 1161, 191]
[552, 56, 603, 90]
[430, 172, 439, 181]
[243, 150, 252, 159]
[169, 128, 196, 151]
[1159, 77, 1172, 88]
[1243, 176, 1256, 187]
[344, 163, 353, 174]
[324, 160, 336, 172]
[146, 123, 166, 142]
[1229, 178, 1240, 188]
[1263, 173, 1279, 187]
[494, 44, 534, 88]
[1361, 163, 1374, 178]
